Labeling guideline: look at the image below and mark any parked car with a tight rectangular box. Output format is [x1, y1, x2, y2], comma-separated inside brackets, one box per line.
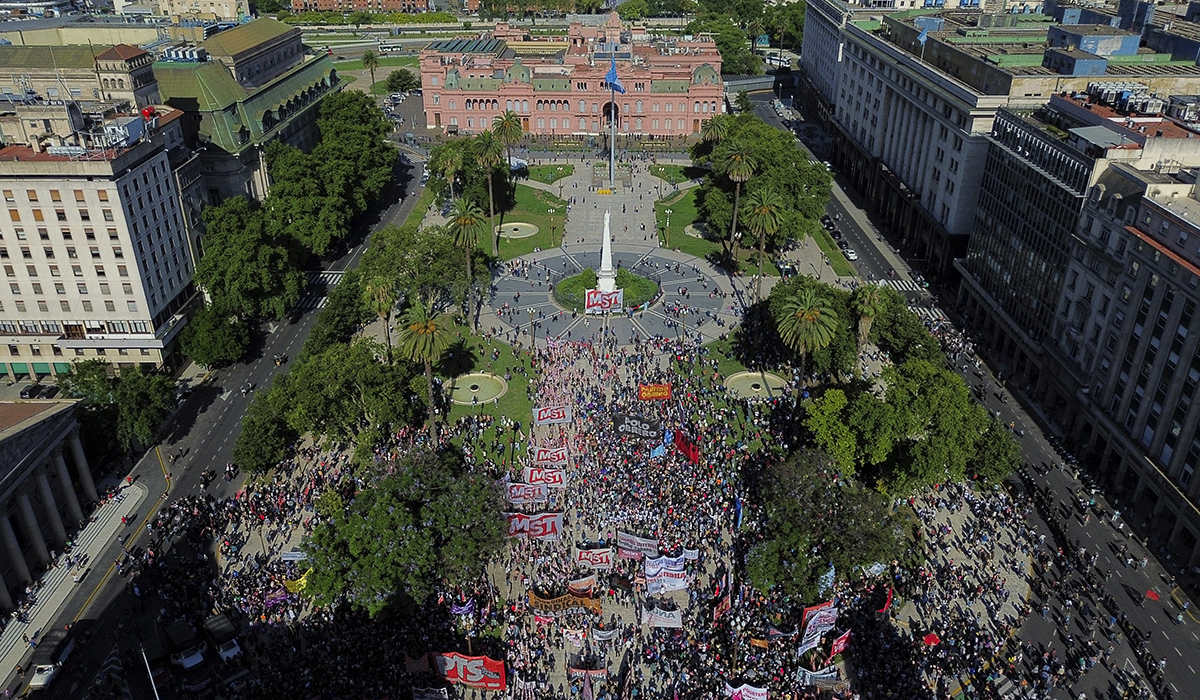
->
[29, 629, 74, 689]
[837, 240, 850, 250]
[19, 384, 42, 399]
[830, 229, 842, 239]
[38, 385, 59, 398]
[844, 249, 859, 261]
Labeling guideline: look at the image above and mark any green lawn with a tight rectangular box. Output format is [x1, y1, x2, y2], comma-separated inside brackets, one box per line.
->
[703, 337, 749, 378]
[812, 228, 856, 277]
[652, 189, 784, 275]
[336, 55, 419, 71]
[405, 186, 438, 230]
[527, 164, 574, 184]
[649, 164, 706, 186]
[440, 321, 535, 448]
[488, 184, 568, 259]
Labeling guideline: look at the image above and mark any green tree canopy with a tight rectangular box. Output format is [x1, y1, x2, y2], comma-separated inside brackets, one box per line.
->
[300, 269, 373, 360]
[179, 305, 250, 368]
[273, 338, 421, 445]
[263, 141, 350, 257]
[384, 69, 420, 93]
[805, 389, 857, 476]
[303, 448, 506, 616]
[686, 14, 761, 75]
[313, 91, 398, 218]
[233, 387, 298, 474]
[395, 303, 453, 442]
[746, 450, 906, 601]
[114, 366, 174, 453]
[766, 276, 857, 379]
[194, 197, 305, 320]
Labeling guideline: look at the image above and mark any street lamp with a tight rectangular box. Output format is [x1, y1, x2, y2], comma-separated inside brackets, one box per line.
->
[549, 208, 557, 248]
[665, 208, 673, 248]
[528, 308, 536, 347]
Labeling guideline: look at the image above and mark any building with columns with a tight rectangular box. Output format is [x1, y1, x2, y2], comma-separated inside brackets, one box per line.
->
[418, 13, 724, 138]
[0, 400, 96, 610]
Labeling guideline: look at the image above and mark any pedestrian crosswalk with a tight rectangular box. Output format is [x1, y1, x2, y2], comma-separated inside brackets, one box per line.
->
[80, 645, 132, 700]
[874, 278, 924, 293]
[306, 270, 345, 286]
[294, 295, 329, 311]
[908, 305, 948, 323]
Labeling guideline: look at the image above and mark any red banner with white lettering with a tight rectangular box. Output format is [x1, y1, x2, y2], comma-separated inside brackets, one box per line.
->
[523, 467, 566, 488]
[828, 629, 851, 659]
[533, 405, 572, 425]
[533, 446, 569, 466]
[506, 512, 563, 540]
[506, 482, 548, 504]
[433, 652, 506, 691]
[585, 289, 623, 314]
[576, 547, 614, 571]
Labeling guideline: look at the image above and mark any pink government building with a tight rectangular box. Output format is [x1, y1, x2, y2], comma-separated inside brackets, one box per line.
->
[418, 12, 724, 138]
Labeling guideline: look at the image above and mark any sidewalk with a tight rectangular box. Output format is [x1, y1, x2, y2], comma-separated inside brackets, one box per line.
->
[1, 482, 148, 691]
[829, 177, 916, 286]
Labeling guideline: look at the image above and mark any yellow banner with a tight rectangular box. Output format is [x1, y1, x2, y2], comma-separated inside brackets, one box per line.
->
[528, 592, 602, 617]
[284, 570, 309, 593]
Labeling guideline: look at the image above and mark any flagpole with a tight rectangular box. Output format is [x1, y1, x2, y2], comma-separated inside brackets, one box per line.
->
[609, 83, 616, 188]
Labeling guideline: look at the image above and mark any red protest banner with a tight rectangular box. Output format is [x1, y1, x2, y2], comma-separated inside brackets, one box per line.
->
[433, 652, 507, 690]
[673, 430, 700, 464]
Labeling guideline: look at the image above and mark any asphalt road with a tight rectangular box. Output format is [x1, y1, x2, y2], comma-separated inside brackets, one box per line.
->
[27, 156, 425, 700]
[745, 92, 917, 294]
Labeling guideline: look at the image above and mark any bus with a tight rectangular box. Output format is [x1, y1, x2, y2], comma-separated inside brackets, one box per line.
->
[379, 44, 404, 54]
[765, 55, 790, 68]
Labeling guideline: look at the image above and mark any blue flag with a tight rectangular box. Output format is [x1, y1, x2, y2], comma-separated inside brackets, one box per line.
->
[917, 27, 929, 46]
[650, 444, 666, 459]
[606, 55, 626, 94]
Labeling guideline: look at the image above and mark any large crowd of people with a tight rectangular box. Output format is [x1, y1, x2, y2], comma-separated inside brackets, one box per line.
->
[119, 285, 1054, 700]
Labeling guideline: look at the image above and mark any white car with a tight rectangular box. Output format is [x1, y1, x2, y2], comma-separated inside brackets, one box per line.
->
[844, 249, 859, 261]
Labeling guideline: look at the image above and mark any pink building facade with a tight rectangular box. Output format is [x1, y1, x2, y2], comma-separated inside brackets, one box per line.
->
[419, 13, 724, 138]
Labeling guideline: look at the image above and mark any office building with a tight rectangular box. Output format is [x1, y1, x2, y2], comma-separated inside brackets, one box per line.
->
[800, 5, 1200, 279]
[0, 103, 201, 380]
[957, 91, 1200, 403]
[418, 12, 723, 138]
[1037, 163, 1200, 569]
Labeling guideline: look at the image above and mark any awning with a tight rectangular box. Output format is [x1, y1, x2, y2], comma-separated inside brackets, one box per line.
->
[32, 362, 50, 375]
[9, 362, 28, 376]
[53, 362, 71, 374]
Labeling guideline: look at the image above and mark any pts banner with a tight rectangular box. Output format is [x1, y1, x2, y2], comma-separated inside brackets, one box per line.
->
[433, 652, 506, 691]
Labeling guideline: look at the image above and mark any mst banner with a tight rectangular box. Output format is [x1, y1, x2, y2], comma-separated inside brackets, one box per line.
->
[433, 653, 506, 691]
[613, 413, 662, 439]
[506, 512, 563, 540]
[585, 289, 623, 314]
[575, 547, 614, 571]
[506, 483, 548, 504]
[533, 445, 569, 466]
[523, 467, 566, 488]
[617, 531, 660, 560]
[534, 405, 573, 425]
[528, 592, 603, 617]
[637, 383, 672, 401]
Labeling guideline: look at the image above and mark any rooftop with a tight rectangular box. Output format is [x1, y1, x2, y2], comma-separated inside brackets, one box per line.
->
[0, 44, 107, 72]
[95, 44, 148, 62]
[1057, 93, 1198, 139]
[154, 60, 250, 112]
[0, 401, 73, 440]
[0, 107, 184, 163]
[202, 18, 295, 58]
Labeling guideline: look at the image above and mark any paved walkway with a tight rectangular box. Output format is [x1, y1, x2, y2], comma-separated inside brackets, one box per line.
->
[1, 482, 147, 688]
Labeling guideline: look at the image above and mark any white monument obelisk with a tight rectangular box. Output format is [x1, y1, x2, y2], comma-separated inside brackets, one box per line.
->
[597, 210, 617, 293]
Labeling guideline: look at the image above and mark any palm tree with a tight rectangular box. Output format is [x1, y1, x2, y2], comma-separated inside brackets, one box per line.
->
[852, 284, 884, 350]
[364, 276, 398, 363]
[493, 110, 523, 176]
[775, 288, 839, 381]
[725, 143, 757, 264]
[433, 144, 463, 199]
[743, 188, 785, 302]
[362, 50, 380, 89]
[396, 303, 453, 443]
[448, 197, 488, 331]
[475, 130, 506, 256]
[700, 114, 728, 146]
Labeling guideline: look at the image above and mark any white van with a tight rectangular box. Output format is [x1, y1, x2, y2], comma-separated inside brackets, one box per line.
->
[29, 629, 74, 689]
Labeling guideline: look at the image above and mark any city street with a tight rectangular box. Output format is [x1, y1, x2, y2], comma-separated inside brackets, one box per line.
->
[4, 157, 424, 700]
